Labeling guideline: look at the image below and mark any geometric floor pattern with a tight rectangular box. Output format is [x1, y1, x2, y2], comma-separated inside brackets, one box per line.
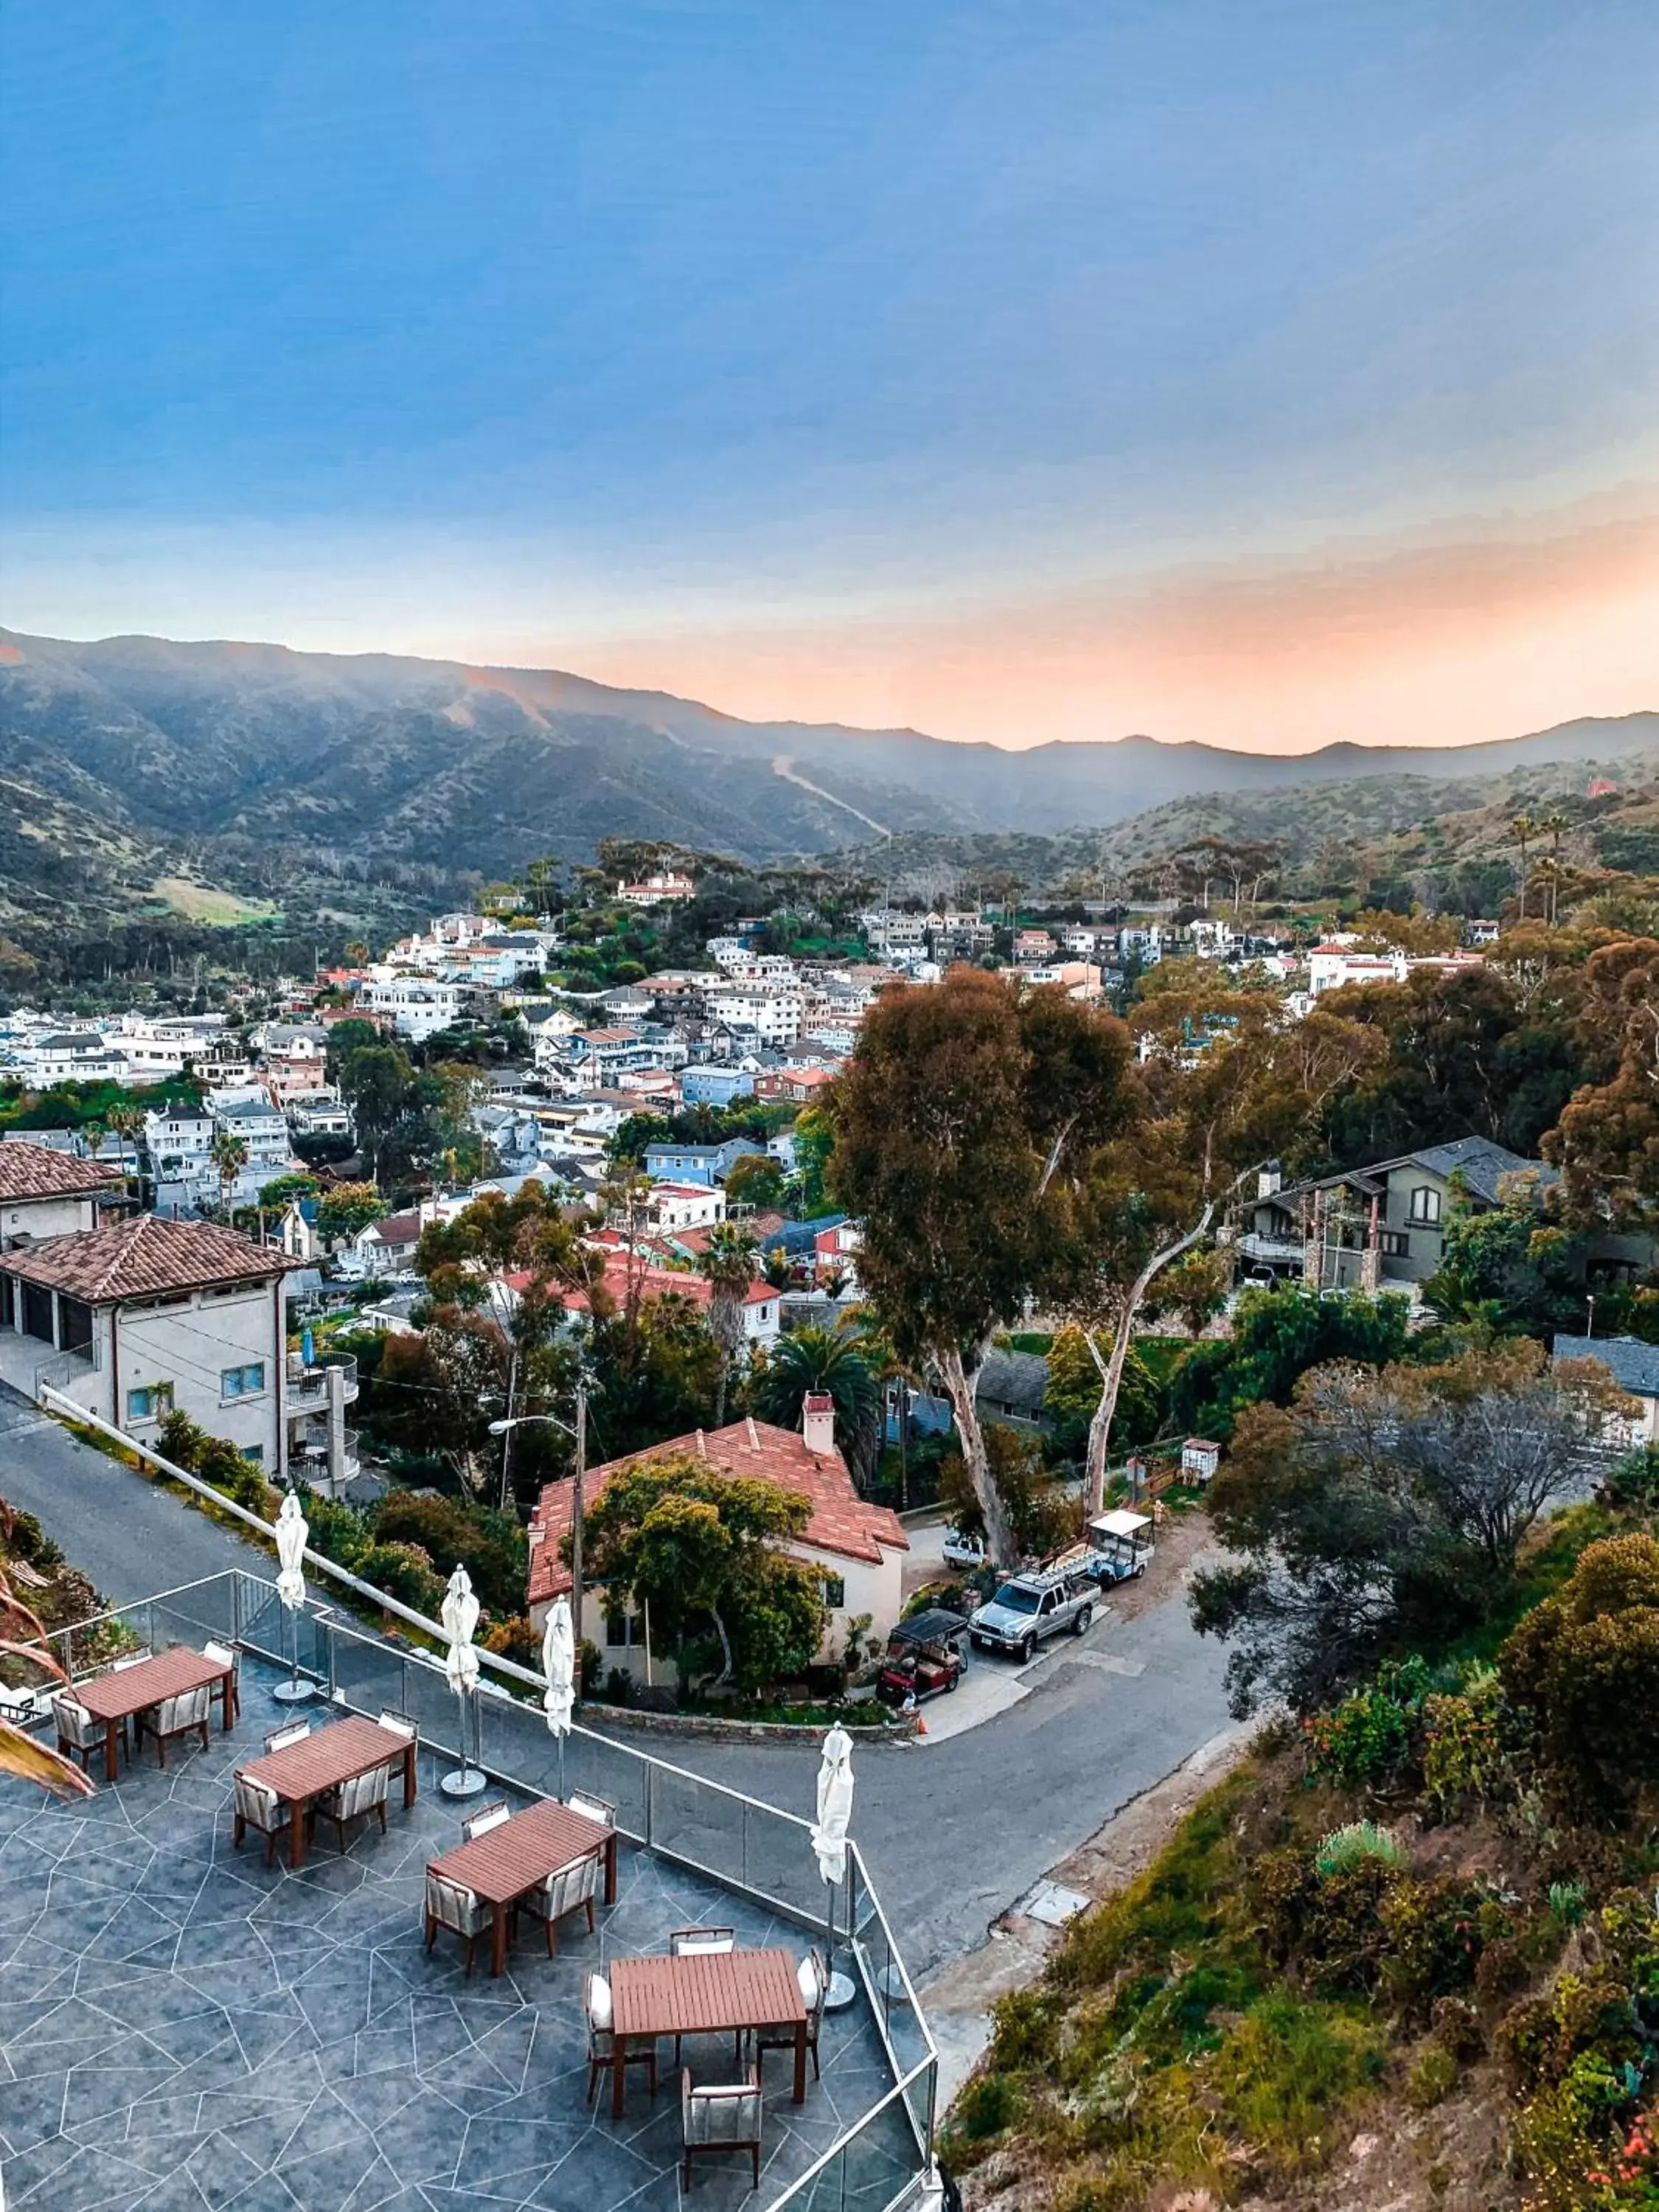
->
[0, 1658, 923, 2212]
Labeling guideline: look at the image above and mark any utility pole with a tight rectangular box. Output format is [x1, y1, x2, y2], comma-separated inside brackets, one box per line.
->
[571, 1380, 586, 1703]
[498, 1351, 518, 1513]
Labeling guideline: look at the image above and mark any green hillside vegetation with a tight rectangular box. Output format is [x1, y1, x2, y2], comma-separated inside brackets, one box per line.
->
[947, 1500, 1659, 2212]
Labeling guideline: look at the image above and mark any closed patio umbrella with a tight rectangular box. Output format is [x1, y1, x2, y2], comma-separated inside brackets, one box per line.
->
[541, 1596, 575, 1795]
[810, 1724, 858, 2009]
[439, 1564, 486, 1799]
[272, 1489, 314, 1705]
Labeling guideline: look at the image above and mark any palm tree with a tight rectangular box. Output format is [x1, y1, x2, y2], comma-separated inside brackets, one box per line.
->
[210, 1132, 248, 1221]
[751, 1326, 880, 1480]
[106, 1102, 146, 1199]
[1511, 813, 1540, 922]
[1538, 810, 1570, 925]
[695, 1224, 759, 1428]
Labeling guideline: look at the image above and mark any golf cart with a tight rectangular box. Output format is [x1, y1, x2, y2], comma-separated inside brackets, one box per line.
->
[1085, 1508, 1155, 1585]
[877, 1608, 968, 1705]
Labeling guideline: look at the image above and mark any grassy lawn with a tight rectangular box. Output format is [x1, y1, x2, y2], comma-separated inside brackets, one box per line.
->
[152, 875, 282, 924]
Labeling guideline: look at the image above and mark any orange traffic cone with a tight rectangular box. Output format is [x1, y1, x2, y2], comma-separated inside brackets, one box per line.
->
[915, 1714, 928, 1736]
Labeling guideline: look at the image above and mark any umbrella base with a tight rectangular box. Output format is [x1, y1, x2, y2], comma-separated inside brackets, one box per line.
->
[271, 1678, 318, 1705]
[824, 1970, 858, 2014]
[874, 1964, 913, 2007]
[439, 1766, 489, 1800]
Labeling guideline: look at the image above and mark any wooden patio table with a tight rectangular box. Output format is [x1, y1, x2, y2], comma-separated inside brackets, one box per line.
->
[237, 1715, 417, 1869]
[75, 1646, 236, 1779]
[427, 1798, 614, 1978]
[608, 1948, 807, 2118]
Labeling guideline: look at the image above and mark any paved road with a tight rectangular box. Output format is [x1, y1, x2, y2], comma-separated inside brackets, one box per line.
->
[0, 1386, 1231, 1976]
[0, 1382, 268, 1603]
[655, 1587, 1233, 1979]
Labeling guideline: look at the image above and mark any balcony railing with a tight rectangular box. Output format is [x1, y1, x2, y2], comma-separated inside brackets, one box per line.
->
[285, 1352, 359, 1407]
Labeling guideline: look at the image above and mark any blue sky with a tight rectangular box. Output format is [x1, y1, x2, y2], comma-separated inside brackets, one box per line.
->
[2, 1, 1655, 749]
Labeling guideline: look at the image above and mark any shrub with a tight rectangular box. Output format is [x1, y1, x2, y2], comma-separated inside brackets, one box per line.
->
[952, 2071, 1019, 2143]
[1430, 1994, 1484, 2059]
[353, 1541, 445, 1618]
[1549, 1880, 1589, 1929]
[1315, 1821, 1408, 1879]
[480, 1613, 543, 1667]
[1304, 1657, 1433, 1788]
[1406, 2044, 1457, 2108]
[1502, 1535, 1659, 1805]
[1421, 1669, 1512, 1815]
[1375, 1875, 1485, 2012]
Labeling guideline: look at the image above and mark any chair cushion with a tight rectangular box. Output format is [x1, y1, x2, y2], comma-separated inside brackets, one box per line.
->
[587, 1975, 612, 2029]
[798, 1954, 823, 2007]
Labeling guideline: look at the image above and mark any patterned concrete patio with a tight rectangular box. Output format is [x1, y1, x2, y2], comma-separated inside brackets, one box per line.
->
[0, 1656, 922, 2212]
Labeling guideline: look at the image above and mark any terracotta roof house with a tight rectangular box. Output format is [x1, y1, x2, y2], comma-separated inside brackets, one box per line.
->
[526, 1402, 908, 1680]
[0, 1137, 121, 1249]
[518, 1248, 783, 1347]
[0, 1214, 296, 1475]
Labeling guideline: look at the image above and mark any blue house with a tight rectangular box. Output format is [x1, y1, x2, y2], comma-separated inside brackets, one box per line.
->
[642, 1137, 767, 1187]
[679, 1065, 757, 1109]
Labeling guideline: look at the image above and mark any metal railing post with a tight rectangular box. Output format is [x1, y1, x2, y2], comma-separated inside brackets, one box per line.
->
[645, 1761, 655, 1850]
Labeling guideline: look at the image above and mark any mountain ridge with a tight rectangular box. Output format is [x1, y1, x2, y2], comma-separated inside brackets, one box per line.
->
[1, 630, 1655, 928]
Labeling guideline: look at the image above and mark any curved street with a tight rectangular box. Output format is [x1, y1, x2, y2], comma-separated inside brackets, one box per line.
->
[0, 1383, 1233, 1982]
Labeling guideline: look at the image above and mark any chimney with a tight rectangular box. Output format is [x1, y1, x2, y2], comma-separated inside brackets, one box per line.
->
[1257, 1160, 1283, 1200]
[801, 1392, 836, 1458]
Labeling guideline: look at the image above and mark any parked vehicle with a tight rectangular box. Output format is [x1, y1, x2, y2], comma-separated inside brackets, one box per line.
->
[876, 1610, 968, 1704]
[1084, 1509, 1155, 1582]
[969, 1562, 1095, 1662]
[941, 1526, 987, 1573]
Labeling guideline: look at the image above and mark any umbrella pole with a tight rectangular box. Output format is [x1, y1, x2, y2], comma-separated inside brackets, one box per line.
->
[823, 1872, 856, 2013]
[439, 1685, 487, 1799]
[272, 1598, 315, 1705]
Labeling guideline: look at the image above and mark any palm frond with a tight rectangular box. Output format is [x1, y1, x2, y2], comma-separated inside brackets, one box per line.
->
[0, 1717, 94, 1798]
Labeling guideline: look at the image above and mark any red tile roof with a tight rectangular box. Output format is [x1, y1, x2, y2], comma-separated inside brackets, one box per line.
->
[0, 1214, 291, 1301]
[514, 1247, 776, 1312]
[0, 1141, 120, 1203]
[527, 1416, 908, 1604]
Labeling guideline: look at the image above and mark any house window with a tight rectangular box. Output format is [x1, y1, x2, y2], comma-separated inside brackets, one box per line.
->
[243, 1444, 264, 1466]
[1380, 1231, 1411, 1258]
[1408, 1186, 1442, 1225]
[220, 1361, 267, 1399]
[127, 1382, 175, 1422]
[605, 1611, 644, 1649]
[821, 1575, 846, 1610]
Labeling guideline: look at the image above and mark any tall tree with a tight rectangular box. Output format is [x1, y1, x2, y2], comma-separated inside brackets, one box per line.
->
[209, 1132, 248, 1218]
[750, 1324, 880, 1483]
[829, 971, 1134, 1560]
[1061, 985, 1382, 1511]
[696, 1223, 759, 1428]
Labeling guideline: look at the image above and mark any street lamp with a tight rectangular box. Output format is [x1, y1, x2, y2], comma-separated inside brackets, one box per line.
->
[489, 1387, 587, 1692]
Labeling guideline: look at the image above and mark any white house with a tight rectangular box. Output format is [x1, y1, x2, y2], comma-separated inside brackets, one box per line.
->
[525, 1400, 909, 1677]
[0, 1140, 122, 1250]
[0, 1214, 292, 1471]
[361, 976, 467, 1043]
[645, 1180, 728, 1232]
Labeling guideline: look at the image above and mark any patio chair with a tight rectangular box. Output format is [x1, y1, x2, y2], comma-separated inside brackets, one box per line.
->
[313, 1762, 391, 1853]
[203, 1640, 240, 1722]
[232, 1770, 288, 1867]
[521, 1850, 599, 1958]
[52, 1691, 113, 1776]
[265, 1720, 311, 1754]
[377, 1708, 417, 1742]
[424, 1871, 488, 1977]
[566, 1790, 616, 1827]
[136, 1682, 212, 1768]
[585, 1972, 657, 2106]
[751, 1949, 827, 2082]
[461, 1798, 511, 1843]
[681, 2067, 762, 2191]
[668, 1929, 739, 2066]
[110, 1651, 151, 1669]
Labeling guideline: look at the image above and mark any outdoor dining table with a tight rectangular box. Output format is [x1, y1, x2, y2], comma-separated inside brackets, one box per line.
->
[426, 1798, 616, 1979]
[608, 1948, 807, 2118]
[237, 1715, 417, 1869]
[74, 1645, 237, 1779]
